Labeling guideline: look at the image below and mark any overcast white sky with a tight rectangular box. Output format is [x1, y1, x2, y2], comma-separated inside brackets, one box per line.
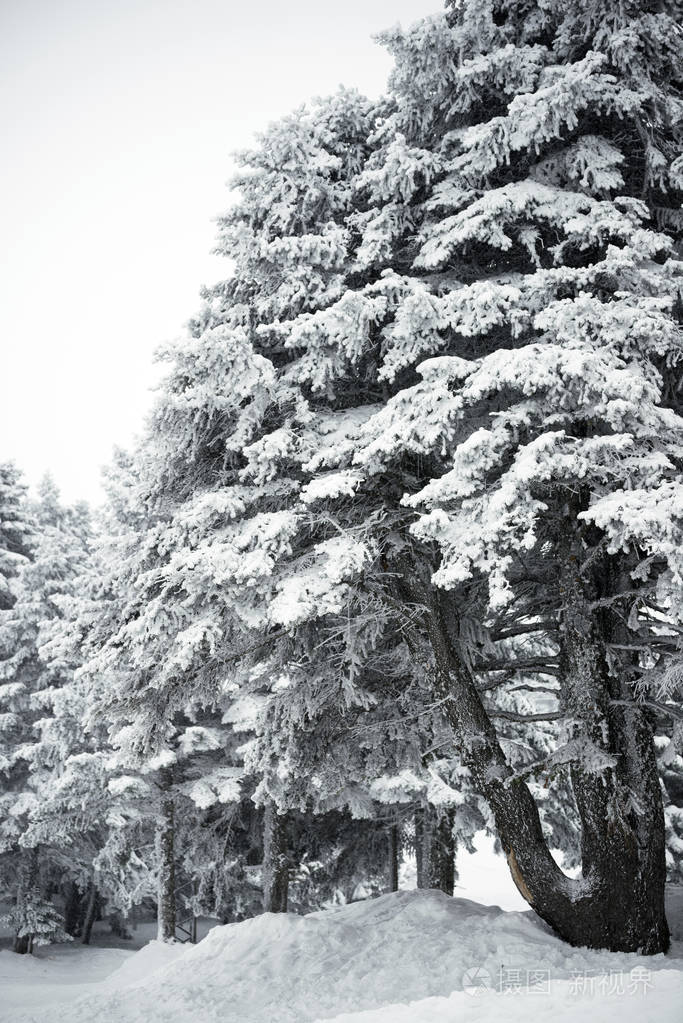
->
[1, 0, 439, 504]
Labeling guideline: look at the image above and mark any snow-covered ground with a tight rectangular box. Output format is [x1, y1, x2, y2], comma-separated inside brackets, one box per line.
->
[0, 917, 219, 1018]
[2, 845, 682, 1023]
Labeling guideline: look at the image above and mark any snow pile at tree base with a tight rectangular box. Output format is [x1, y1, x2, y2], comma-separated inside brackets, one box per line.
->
[13, 890, 683, 1023]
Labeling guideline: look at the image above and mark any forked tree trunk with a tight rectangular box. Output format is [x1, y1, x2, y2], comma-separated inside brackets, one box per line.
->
[388, 824, 400, 892]
[400, 555, 669, 954]
[156, 776, 177, 942]
[555, 531, 669, 953]
[262, 802, 289, 913]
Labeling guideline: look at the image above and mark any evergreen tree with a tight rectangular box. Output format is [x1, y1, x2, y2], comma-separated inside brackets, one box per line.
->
[0, 477, 91, 951]
[78, 452, 255, 938]
[83, 91, 387, 928]
[21, 536, 125, 940]
[0, 462, 32, 611]
[281, 0, 682, 952]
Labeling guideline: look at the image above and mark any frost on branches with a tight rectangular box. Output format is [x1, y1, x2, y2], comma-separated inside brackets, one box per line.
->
[6, 0, 683, 958]
[0, 477, 92, 951]
[94, 0, 683, 954]
[113, 0, 680, 955]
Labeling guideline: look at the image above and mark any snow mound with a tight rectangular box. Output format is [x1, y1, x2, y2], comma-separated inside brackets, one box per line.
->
[100, 939, 185, 989]
[12, 890, 683, 1023]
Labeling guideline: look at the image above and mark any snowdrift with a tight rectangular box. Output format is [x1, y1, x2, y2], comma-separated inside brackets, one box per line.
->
[100, 937, 187, 989]
[12, 889, 683, 1023]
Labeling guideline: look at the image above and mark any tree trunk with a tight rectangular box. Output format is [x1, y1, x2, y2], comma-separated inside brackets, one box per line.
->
[388, 824, 399, 892]
[415, 806, 456, 895]
[429, 808, 456, 896]
[81, 882, 98, 945]
[13, 932, 31, 955]
[262, 801, 289, 913]
[400, 557, 669, 953]
[414, 806, 430, 889]
[554, 531, 669, 953]
[156, 776, 176, 942]
[63, 881, 83, 937]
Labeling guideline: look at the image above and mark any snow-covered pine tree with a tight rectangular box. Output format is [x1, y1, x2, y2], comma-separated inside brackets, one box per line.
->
[19, 530, 125, 940]
[80, 451, 255, 938]
[159, 73, 529, 912]
[85, 89, 399, 921]
[0, 462, 32, 611]
[0, 476, 91, 951]
[202, 91, 480, 895]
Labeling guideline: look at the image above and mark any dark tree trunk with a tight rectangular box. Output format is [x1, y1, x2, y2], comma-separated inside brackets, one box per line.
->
[429, 809, 456, 896]
[81, 882, 98, 945]
[262, 802, 289, 913]
[388, 824, 399, 892]
[555, 529, 669, 954]
[156, 775, 177, 942]
[399, 554, 669, 954]
[64, 882, 83, 937]
[414, 806, 430, 889]
[13, 932, 31, 955]
[415, 806, 456, 895]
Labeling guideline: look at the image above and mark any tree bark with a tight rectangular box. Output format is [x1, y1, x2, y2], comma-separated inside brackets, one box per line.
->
[81, 882, 98, 945]
[429, 808, 456, 896]
[399, 554, 669, 953]
[388, 824, 400, 892]
[554, 530, 669, 953]
[156, 775, 177, 942]
[13, 932, 31, 955]
[415, 806, 456, 895]
[414, 806, 430, 889]
[262, 801, 289, 913]
[14, 933, 32, 955]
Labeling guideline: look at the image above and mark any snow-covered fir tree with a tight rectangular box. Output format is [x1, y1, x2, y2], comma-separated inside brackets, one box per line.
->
[281, 0, 682, 952]
[0, 462, 32, 612]
[0, 477, 92, 951]
[80, 89, 419, 925]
